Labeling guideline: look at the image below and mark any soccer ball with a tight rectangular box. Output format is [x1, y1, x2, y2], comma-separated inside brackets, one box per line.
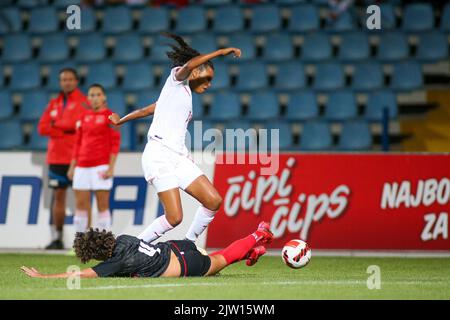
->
[282, 239, 311, 269]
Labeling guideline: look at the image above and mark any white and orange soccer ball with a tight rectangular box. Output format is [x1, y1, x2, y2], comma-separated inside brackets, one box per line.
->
[281, 239, 312, 269]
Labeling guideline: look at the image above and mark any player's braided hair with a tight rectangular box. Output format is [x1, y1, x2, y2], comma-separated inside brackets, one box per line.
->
[73, 228, 116, 264]
[162, 32, 214, 70]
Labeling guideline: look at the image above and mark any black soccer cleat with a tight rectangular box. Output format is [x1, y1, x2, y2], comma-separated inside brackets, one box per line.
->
[45, 240, 64, 250]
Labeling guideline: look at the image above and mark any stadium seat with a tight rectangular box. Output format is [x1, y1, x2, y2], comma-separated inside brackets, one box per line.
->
[120, 124, 132, 151]
[274, 61, 305, 91]
[402, 3, 434, 32]
[10, 63, 41, 91]
[338, 32, 370, 61]
[276, 0, 306, 4]
[227, 34, 256, 61]
[0, 121, 23, 149]
[288, 4, 319, 33]
[364, 90, 398, 121]
[28, 128, 48, 150]
[300, 121, 332, 151]
[17, 0, 44, 8]
[54, 0, 81, 9]
[313, 63, 345, 91]
[207, 92, 241, 121]
[441, 3, 450, 33]
[138, 7, 169, 34]
[324, 91, 357, 121]
[246, 92, 280, 121]
[390, 62, 423, 91]
[0, 91, 13, 120]
[377, 32, 409, 61]
[416, 32, 448, 62]
[75, 33, 106, 62]
[65, 6, 96, 34]
[123, 62, 154, 91]
[362, 3, 396, 31]
[189, 34, 217, 54]
[135, 90, 160, 110]
[29, 7, 58, 34]
[19, 91, 48, 121]
[2, 34, 32, 63]
[175, 7, 206, 34]
[45, 62, 77, 91]
[112, 34, 144, 62]
[187, 120, 218, 151]
[202, 0, 232, 5]
[285, 91, 318, 121]
[263, 34, 294, 61]
[213, 6, 244, 33]
[150, 43, 171, 63]
[263, 121, 294, 151]
[338, 121, 372, 151]
[352, 63, 383, 91]
[0, 7, 22, 34]
[325, 10, 356, 33]
[302, 33, 332, 62]
[102, 6, 132, 34]
[223, 122, 257, 151]
[208, 62, 229, 91]
[250, 5, 281, 33]
[236, 63, 268, 92]
[192, 94, 204, 119]
[38, 34, 69, 63]
[85, 63, 116, 90]
[106, 90, 127, 115]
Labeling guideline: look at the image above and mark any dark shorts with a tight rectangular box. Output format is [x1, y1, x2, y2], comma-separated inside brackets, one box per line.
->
[48, 164, 71, 189]
[167, 240, 211, 277]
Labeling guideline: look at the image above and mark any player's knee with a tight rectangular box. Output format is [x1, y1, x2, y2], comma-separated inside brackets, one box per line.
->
[166, 213, 183, 227]
[204, 194, 222, 212]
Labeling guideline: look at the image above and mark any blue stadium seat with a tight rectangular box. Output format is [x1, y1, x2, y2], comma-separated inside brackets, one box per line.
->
[45, 62, 77, 91]
[123, 62, 154, 91]
[75, 33, 105, 62]
[38, 34, 68, 63]
[54, 0, 80, 8]
[246, 92, 280, 121]
[29, 128, 48, 150]
[135, 90, 160, 110]
[213, 6, 244, 33]
[313, 63, 345, 91]
[175, 7, 206, 34]
[416, 32, 448, 62]
[150, 43, 171, 63]
[274, 62, 305, 91]
[285, 91, 318, 121]
[17, 0, 44, 8]
[65, 6, 96, 34]
[85, 63, 116, 90]
[352, 63, 383, 91]
[441, 3, 450, 33]
[302, 33, 332, 62]
[263, 121, 294, 151]
[112, 34, 144, 62]
[2, 34, 32, 63]
[0, 121, 22, 149]
[338, 32, 370, 61]
[377, 32, 409, 61]
[364, 90, 398, 121]
[338, 121, 372, 151]
[227, 34, 256, 61]
[300, 121, 332, 151]
[202, 0, 232, 5]
[138, 7, 169, 34]
[192, 94, 204, 119]
[362, 3, 396, 31]
[207, 92, 241, 121]
[19, 91, 48, 121]
[288, 4, 319, 33]
[277, 0, 307, 4]
[391, 62, 423, 91]
[29, 7, 58, 34]
[223, 122, 257, 151]
[324, 91, 357, 121]
[103, 6, 132, 34]
[250, 5, 281, 33]
[263, 34, 294, 61]
[186, 120, 218, 151]
[0, 91, 13, 120]
[325, 10, 356, 33]
[120, 124, 132, 151]
[208, 62, 229, 91]
[190, 34, 217, 54]
[0, 7, 22, 34]
[106, 90, 127, 115]
[236, 63, 268, 92]
[10, 63, 41, 91]
[402, 3, 434, 32]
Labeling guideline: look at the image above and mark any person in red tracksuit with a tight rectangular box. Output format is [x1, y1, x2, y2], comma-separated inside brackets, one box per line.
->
[67, 84, 121, 233]
[38, 68, 89, 250]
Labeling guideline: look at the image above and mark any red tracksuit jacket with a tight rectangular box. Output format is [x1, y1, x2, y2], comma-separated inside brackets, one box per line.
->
[38, 88, 89, 165]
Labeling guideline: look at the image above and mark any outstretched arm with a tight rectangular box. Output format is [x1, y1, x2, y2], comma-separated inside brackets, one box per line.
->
[109, 103, 156, 126]
[20, 266, 98, 279]
[175, 47, 241, 81]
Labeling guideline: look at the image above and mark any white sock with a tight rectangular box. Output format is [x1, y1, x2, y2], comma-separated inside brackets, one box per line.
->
[138, 215, 174, 243]
[73, 210, 88, 233]
[97, 210, 112, 231]
[185, 206, 217, 242]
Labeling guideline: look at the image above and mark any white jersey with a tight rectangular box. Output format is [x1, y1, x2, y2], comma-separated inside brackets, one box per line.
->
[147, 67, 193, 155]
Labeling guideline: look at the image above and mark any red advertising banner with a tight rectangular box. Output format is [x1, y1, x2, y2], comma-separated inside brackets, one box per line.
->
[207, 154, 450, 251]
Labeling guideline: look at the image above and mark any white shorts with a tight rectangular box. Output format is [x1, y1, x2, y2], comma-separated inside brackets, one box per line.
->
[73, 164, 113, 191]
[141, 139, 204, 193]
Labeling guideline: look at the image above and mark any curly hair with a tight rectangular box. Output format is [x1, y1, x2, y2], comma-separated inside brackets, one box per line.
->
[73, 228, 116, 264]
[161, 32, 214, 70]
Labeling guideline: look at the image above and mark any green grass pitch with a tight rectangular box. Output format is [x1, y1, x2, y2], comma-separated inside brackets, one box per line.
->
[1, 253, 449, 300]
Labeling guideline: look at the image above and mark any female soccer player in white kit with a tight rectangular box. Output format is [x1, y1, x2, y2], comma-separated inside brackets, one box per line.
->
[109, 33, 241, 243]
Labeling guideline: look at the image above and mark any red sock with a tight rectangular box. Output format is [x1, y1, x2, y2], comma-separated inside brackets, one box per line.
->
[211, 234, 257, 265]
